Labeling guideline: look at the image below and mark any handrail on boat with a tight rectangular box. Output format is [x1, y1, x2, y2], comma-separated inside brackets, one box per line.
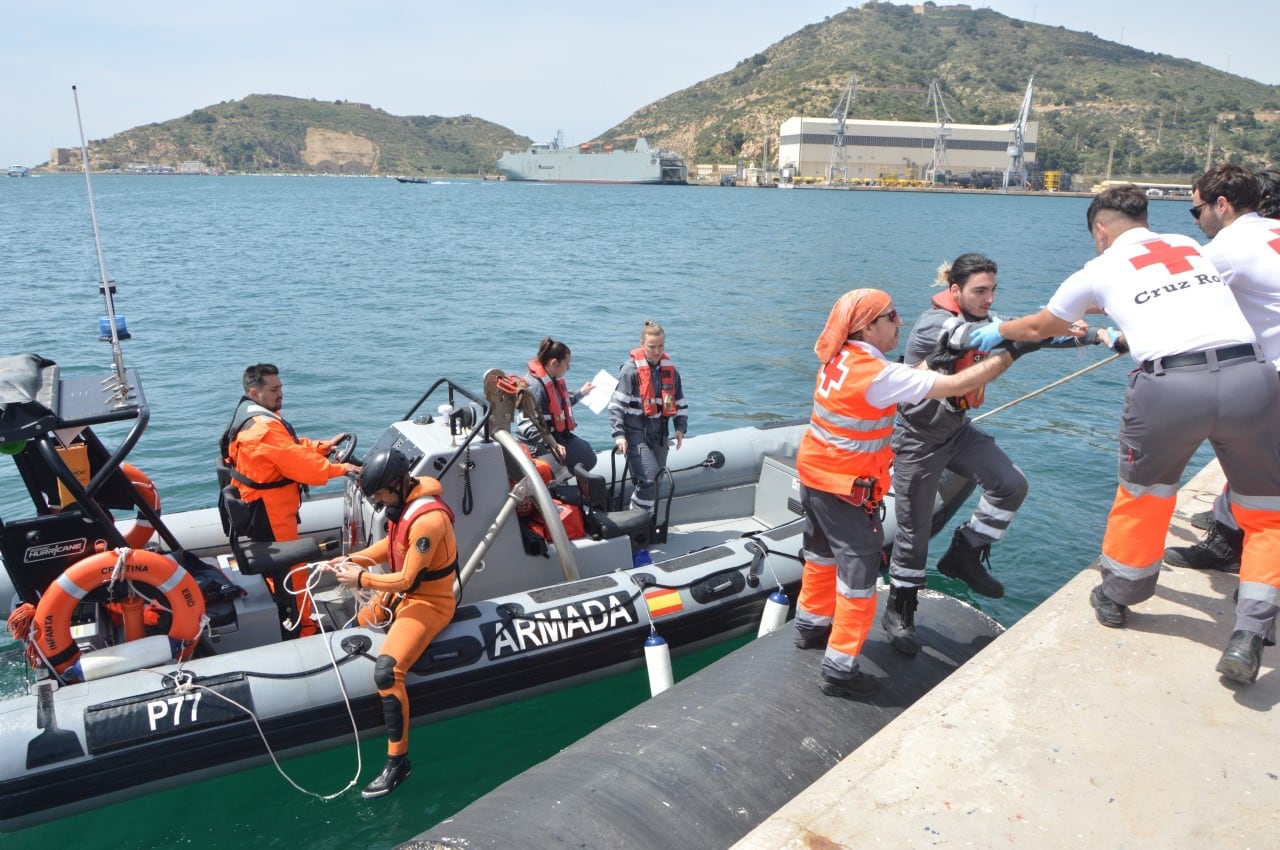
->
[403, 378, 493, 481]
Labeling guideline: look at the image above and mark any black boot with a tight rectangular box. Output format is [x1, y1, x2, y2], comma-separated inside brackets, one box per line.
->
[361, 755, 412, 799]
[1189, 509, 1215, 531]
[937, 528, 1004, 599]
[882, 586, 920, 656]
[1090, 584, 1127, 628]
[1216, 630, 1264, 685]
[1164, 521, 1242, 573]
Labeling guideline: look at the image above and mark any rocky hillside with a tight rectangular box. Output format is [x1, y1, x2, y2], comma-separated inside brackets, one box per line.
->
[79, 95, 528, 175]
[605, 1, 1280, 176]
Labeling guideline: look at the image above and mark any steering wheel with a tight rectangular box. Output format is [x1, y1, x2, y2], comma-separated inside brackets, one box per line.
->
[327, 433, 357, 464]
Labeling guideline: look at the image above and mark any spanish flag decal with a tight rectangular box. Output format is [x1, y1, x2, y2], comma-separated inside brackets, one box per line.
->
[644, 588, 684, 618]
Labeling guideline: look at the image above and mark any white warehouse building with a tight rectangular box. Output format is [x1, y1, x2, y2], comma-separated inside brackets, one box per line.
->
[777, 116, 1039, 182]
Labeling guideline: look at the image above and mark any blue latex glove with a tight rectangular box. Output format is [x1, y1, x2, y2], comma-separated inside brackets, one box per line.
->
[970, 321, 1006, 352]
[1106, 327, 1129, 354]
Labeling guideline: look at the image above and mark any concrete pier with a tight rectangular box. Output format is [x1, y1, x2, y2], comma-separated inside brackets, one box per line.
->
[735, 460, 1280, 848]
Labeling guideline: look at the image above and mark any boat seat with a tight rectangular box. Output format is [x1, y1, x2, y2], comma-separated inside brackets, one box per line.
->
[219, 485, 327, 576]
[572, 465, 652, 543]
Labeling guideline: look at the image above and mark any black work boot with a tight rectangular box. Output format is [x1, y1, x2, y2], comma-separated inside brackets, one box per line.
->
[1216, 630, 1264, 685]
[1163, 520, 1242, 573]
[936, 528, 1004, 598]
[1189, 509, 1215, 531]
[361, 755, 412, 799]
[1089, 584, 1127, 628]
[882, 586, 920, 656]
[819, 671, 879, 699]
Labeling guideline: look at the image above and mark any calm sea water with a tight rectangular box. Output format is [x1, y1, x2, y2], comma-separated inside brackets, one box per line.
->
[0, 175, 1212, 847]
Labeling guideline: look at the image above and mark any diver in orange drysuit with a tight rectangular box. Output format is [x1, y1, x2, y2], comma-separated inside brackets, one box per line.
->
[333, 443, 458, 799]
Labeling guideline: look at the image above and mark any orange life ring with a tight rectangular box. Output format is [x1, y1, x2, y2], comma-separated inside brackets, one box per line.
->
[118, 463, 161, 549]
[33, 549, 205, 684]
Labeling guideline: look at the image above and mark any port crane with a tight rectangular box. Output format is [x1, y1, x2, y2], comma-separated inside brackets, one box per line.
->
[827, 73, 857, 186]
[1003, 75, 1035, 189]
[924, 79, 953, 184]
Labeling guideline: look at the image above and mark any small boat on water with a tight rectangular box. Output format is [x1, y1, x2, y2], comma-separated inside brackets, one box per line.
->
[0, 348, 973, 832]
[395, 176, 433, 184]
[5, 165, 31, 178]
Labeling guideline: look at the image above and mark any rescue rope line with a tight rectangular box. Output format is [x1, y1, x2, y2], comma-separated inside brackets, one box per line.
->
[972, 352, 1123, 423]
[156, 559, 370, 801]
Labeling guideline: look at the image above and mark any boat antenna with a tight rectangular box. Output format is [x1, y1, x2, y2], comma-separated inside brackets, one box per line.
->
[72, 84, 132, 406]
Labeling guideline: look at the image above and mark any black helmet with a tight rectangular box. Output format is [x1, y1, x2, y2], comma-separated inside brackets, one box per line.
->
[358, 443, 414, 502]
[1257, 169, 1280, 219]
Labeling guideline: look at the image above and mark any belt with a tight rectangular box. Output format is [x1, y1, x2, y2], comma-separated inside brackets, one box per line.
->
[1140, 343, 1258, 373]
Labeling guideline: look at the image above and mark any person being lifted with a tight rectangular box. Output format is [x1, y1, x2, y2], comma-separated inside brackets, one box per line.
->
[884, 253, 1110, 655]
[793, 289, 1025, 699]
[221, 363, 356, 637]
[332, 442, 458, 799]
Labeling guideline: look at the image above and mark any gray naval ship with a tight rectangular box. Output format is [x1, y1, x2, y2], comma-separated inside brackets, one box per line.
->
[497, 134, 687, 184]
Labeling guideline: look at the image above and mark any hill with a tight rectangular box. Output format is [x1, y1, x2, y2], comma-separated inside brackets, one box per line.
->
[604, 1, 1280, 178]
[72, 2, 1280, 179]
[79, 94, 529, 176]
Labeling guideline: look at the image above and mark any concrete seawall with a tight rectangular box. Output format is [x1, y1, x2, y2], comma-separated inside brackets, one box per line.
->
[736, 460, 1280, 848]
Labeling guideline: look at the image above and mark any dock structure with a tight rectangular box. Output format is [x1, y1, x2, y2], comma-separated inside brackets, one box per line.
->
[736, 460, 1279, 848]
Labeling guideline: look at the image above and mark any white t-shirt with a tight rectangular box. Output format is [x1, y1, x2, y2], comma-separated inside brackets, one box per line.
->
[1046, 227, 1256, 364]
[848, 341, 939, 407]
[1201, 212, 1280, 367]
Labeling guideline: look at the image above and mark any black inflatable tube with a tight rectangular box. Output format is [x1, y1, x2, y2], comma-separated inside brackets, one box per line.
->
[402, 589, 1002, 850]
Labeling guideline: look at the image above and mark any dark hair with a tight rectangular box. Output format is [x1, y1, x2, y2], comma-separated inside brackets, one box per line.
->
[1256, 169, 1280, 219]
[535, 337, 571, 367]
[1086, 185, 1148, 232]
[1193, 164, 1260, 212]
[945, 253, 997, 289]
[242, 363, 278, 394]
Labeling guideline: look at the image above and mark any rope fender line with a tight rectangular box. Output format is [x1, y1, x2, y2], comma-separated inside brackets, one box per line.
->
[973, 351, 1123, 423]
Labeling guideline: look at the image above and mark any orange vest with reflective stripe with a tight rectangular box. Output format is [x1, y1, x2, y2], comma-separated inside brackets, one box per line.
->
[631, 348, 678, 418]
[796, 342, 895, 501]
[526, 359, 577, 433]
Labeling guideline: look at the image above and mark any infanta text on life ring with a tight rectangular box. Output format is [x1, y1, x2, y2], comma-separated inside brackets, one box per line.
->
[117, 462, 161, 548]
[33, 549, 205, 684]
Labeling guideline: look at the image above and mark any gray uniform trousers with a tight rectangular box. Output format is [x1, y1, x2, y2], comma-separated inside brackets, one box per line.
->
[625, 417, 669, 510]
[888, 420, 1028, 590]
[1099, 355, 1280, 641]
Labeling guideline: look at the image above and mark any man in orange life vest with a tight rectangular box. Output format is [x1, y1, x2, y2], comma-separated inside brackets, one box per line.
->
[333, 442, 458, 799]
[793, 289, 1019, 698]
[972, 184, 1280, 686]
[609, 320, 688, 512]
[221, 364, 356, 637]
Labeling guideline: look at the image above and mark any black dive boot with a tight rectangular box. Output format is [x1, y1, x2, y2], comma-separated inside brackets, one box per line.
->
[882, 585, 920, 656]
[1163, 521, 1242, 573]
[936, 527, 1004, 598]
[1216, 630, 1264, 685]
[361, 755, 412, 799]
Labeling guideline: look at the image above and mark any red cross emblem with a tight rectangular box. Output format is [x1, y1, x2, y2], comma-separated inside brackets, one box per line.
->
[1268, 227, 1280, 256]
[818, 351, 849, 397]
[1129, 239, 1200, 274]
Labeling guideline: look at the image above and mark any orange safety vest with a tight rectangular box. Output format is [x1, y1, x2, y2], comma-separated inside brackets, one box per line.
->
[526, 359, 577, 433]
[631, 348, 678, 418]
[930, 289, 988, 410]
[796, 342, 895, 504]
[387, 492, 458, 591]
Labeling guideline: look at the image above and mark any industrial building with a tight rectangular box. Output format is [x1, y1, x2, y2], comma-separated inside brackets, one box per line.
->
[777, 116, 1039, 184]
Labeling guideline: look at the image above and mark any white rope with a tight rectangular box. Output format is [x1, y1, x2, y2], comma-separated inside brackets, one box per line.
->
[151, 558, 385, 800]
[972, 352, 1123, 423]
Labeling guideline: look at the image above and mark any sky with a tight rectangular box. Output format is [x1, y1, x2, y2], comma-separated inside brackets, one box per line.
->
[3, 0, 1276, 168]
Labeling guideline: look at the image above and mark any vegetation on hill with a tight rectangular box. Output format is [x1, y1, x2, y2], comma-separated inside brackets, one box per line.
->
[81, 95, 529, 175]
[72, 2, 1279, 180]
[606, 1, 1280, 178]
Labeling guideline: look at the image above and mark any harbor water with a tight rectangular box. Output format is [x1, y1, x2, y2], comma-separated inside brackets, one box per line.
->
[0, 175, 1212, 848]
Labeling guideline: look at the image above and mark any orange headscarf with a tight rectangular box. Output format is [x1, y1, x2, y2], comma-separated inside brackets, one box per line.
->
[813, 288, 893, 362]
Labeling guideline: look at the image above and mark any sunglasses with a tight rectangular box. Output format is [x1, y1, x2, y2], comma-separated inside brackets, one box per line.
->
[874, 308, 899, 323]
[1190, 202, 1208, 220]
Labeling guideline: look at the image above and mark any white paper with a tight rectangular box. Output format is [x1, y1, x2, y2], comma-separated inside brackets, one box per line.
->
[581, 369, 617, 415]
